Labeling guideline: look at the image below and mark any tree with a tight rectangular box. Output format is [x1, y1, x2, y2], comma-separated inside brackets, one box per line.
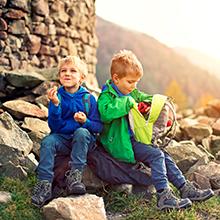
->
[195, 93, 215, 108]
[165, 80, 188, 109]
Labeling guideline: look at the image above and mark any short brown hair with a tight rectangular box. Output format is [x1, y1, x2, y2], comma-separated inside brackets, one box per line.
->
[58, 55, 88, 78]
[110, 50, 143, 78]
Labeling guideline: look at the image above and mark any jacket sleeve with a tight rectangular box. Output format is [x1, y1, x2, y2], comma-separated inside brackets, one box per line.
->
[98, 92, 135, 123]
[48, 101, 67, 132]
[131, 89, 153, 103]
[82, 95, 103, 133]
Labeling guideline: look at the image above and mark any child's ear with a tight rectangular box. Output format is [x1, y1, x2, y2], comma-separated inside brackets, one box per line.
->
[80, 74, 85, 84]
[112, 73, 119, 84]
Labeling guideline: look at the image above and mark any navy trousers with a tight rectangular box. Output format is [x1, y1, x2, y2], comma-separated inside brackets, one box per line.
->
[132, 138, 186, 191]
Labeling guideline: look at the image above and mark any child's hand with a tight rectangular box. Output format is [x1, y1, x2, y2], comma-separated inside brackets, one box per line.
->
[48, 86, 59, 106]
[74, 111, 87, 123]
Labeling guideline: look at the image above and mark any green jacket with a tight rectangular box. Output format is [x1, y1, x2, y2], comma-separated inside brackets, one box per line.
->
[97, 80, 153, 163]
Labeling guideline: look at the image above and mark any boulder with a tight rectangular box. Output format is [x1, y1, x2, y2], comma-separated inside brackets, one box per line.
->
[3, 100, 48, 119]
[0, 112, 33, 155]
[43, 194, 107, 220]
[166, 140, 209, 173]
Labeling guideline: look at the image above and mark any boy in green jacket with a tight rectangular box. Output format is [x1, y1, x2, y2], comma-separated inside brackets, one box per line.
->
[97, 50, 214, 210]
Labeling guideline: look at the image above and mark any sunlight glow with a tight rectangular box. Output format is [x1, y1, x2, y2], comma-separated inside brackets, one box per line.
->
[96, 0, 220, 60]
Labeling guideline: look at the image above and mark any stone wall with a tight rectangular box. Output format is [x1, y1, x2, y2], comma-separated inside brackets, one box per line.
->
[0, 0, 97, 76]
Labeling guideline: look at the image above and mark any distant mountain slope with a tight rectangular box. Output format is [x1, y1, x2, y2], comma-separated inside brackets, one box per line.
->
[96, 17, 220, 106]
[174, 47, 220, 79]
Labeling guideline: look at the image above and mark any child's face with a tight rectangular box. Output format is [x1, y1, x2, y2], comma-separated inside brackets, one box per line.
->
[59, 62, 84, 92]
[113, 72, 141, 95]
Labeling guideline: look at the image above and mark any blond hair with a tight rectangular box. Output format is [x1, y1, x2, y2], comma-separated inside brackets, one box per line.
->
[58, 55, 88, 78]
[110, 50, 143, 78]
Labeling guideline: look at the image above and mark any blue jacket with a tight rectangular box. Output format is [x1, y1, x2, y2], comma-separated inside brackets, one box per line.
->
[48, 86, 103, 135]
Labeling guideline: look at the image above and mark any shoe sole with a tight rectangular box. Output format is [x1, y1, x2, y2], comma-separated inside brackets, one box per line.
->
[188, 191, 215, 202]
[67, 186, 86, 195]
[69, 190, 86, 195]
[32, 196, 52, 208]
[157, 201, 192, 211]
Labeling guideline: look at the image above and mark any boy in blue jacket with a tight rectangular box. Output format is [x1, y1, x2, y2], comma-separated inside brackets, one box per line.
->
[32, 56, 103, 207]
[98, 50, 214, 210]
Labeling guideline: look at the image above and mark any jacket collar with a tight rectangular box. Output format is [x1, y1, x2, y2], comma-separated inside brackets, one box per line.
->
[103, 79, 119, 97]
[104, 79, 139, 97]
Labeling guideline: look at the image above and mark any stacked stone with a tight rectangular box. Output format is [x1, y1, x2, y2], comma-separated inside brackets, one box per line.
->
[0, 0, 97, 76]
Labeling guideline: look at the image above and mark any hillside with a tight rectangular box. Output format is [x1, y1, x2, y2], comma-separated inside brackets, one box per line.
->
[174, 47, 220, 79]
[96, 17, 220, 106]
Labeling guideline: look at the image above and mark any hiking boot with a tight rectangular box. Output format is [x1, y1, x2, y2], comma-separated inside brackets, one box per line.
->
[180, 181, 214, 202]
[31, 180, 52, 208]
[157, 188, 192, 210]
[65, 169, 86, 195]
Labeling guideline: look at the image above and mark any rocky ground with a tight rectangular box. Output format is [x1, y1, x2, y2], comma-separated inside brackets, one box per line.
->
[1, 69, 220, 219]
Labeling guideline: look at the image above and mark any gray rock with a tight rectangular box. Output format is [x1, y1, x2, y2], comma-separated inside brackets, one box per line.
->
[3, 100, 48, 119]
[0, 112, 33, 156]
[0, 191, 12, 204]
[9, 0, 29, 12]
[210, 136, 220, 155]
[0, 144, 27, 179]
[4, 70, 46, 88]
[32, 0, 49, 16]
[28, 131, 46, 157]
[43, 195, 107, 220]
[21, 117, 50, 134]
[166, 140, 209, 173]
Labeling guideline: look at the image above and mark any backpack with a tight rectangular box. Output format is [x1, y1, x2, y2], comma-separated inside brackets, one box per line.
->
[152, 97, 177, 148]
[52, 142, 152, 198]
[129, 94, 177, 149]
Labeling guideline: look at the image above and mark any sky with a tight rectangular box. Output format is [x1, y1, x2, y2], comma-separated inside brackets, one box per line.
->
[96, 0, 220, 60]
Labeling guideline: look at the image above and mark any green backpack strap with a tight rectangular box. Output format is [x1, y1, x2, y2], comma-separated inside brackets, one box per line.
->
[83, 93, 91, 116]
[129, 94, 167, 145]
[145, 94, 167, 143]
[57, 93, 62, 103]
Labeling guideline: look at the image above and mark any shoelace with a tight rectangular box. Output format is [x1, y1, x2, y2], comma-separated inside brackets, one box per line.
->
[33, 182, 50, 195]
[165, 189, 178, 200]
[33, 182, 42, 195]
[65, 169, 81, 183]
[185, 181, 201, 196]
